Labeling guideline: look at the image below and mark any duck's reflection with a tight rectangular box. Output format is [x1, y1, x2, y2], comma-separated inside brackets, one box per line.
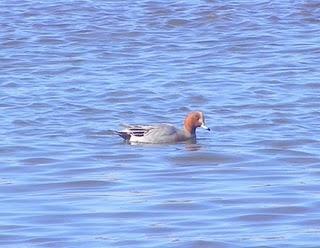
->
[126, 138, 202, 151]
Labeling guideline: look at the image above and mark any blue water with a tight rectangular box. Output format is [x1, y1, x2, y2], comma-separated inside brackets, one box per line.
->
[0, 1, 320, 247]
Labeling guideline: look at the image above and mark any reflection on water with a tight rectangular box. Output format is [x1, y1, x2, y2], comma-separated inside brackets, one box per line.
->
[0, 0, 320, 247]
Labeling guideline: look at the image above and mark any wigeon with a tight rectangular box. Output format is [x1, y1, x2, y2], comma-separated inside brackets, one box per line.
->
[116, 111, 210, 143]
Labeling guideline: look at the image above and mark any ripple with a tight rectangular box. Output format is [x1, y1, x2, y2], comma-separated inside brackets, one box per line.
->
[261, 206, 310, 215]
[250, 139, 318, 149]
[1, 180, 116, 194]
[174, 240, 235, 248]
[234, 214, 285, 223]
[151, 201, 207, 211]
[20, 157, 60, 165]
[170, 152, 244, 166]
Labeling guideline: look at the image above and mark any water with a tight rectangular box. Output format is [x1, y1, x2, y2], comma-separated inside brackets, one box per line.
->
[1, 0, 320, 247]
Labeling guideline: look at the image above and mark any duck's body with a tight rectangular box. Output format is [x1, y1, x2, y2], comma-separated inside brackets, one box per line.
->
[117, 124, 193, 143]
[116, 111, 210, 144]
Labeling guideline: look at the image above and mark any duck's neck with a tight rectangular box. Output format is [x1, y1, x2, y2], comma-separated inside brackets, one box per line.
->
[184, 122, 196, 137]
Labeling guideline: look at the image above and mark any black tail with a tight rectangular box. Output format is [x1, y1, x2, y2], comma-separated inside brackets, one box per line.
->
[116, 131, 131, 140]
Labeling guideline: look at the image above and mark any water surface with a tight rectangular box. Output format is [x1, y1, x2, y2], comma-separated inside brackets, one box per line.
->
[1, 0, 320, 247]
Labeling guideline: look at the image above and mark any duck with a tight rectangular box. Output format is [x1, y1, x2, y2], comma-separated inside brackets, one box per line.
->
[116, 111, 210, 143]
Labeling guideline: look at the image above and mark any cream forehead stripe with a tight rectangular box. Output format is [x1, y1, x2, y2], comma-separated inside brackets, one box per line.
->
[199, 112, 204, 122]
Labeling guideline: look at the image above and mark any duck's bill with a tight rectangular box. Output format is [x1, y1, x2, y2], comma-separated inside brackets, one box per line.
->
[201, 123, 211, 131]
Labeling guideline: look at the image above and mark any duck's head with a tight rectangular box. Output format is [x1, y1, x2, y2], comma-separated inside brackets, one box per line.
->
[184, 111, 210, 134]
